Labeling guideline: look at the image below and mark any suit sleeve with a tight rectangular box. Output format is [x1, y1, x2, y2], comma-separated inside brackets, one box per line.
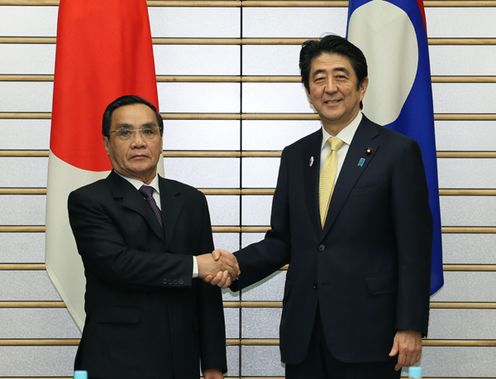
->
[231, 148, 292, 291]
[196, 194, 228, 373]
[392, 140, 432, 336]
[68, 189, 193, 290]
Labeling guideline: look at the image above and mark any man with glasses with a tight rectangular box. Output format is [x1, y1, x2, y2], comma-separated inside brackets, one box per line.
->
[67, 95, 238, 379]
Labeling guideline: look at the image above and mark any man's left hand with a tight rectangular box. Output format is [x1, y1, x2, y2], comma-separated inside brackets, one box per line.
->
[388, 330, 422, 371]
[203, 368, 224, 379]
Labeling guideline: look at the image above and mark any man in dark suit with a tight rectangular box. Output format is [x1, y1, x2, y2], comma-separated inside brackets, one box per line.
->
[68, 95, 238, 379]
[210, 35, 432, 378]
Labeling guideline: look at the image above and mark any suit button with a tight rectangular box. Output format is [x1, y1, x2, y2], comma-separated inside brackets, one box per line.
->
[313, 283, 318, 289]
[318, 244, 325, 252]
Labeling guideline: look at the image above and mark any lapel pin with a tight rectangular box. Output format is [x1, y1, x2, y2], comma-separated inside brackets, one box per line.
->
[357, 157, 366, 167]
[365, 147, 373, 155]
[309, 156, 314, 167]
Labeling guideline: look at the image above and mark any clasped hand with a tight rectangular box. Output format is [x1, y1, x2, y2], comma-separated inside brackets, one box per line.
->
[197, 249, 239, 288]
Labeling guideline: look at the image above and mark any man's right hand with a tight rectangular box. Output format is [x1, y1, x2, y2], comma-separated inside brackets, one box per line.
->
[197, 249, 240, 288]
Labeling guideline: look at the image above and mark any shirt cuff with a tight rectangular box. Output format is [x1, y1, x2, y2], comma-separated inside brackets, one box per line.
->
[192, 256, 198, 278]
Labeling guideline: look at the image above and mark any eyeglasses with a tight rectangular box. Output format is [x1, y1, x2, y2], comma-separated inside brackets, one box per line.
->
[109, 126, 161, 141]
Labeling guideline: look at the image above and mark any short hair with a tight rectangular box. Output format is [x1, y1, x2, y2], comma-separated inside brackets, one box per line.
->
[102, 95, 164, 137]
[299, 34, 368, 92]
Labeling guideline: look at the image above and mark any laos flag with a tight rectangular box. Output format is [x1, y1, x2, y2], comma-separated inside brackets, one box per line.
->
[347, 0, 443, 295]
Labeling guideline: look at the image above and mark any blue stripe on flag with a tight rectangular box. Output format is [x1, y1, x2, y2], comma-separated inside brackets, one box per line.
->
[347, 0, 444, 295]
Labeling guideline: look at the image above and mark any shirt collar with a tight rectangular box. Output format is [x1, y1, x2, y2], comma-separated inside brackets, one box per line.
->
[321, 112, 363, 151]
[115, 172, 160, 194]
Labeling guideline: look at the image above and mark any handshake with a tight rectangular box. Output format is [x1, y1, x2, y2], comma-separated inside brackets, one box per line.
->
[197, 249, 240, 288]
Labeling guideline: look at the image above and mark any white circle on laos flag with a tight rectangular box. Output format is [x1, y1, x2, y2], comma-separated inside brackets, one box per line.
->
[348, 0, 418, 126]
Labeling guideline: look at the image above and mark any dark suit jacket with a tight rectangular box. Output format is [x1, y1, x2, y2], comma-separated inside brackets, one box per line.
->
[231, 116, 432, 365]
[68, 171, 226, 379]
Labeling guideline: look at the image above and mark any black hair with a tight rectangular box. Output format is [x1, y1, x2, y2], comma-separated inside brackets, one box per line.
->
[102, 95, 163, 137]
[299, 34, 368, 92]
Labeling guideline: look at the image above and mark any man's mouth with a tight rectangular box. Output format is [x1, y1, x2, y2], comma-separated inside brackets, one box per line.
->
[324, 98, 342, 105]
[130, 154, 149, 160]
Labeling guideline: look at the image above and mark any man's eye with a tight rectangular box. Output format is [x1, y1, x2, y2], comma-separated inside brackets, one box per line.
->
[142, 128, 156, 136]
[117, 130, 132, 138]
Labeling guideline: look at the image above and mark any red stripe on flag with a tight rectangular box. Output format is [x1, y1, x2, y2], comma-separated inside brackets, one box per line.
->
[416, 0, 428, 31]
[51, 0, 159, 171]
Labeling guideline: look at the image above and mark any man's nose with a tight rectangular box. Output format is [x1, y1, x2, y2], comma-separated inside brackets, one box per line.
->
[324, 78, 337, 93]
[130, 130, 146, 146]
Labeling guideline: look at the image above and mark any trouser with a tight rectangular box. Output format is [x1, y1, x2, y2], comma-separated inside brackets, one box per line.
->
[285, 311, 401, 379]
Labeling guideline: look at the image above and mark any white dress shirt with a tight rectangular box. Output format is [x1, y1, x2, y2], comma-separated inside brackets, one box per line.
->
[320, 112, 363, 186]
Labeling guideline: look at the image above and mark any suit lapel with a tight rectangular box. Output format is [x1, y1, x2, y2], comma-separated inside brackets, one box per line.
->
[159, 176, 184, 250]
[107, 171, 164, 240]
[321, 118, 380, 239]
[303, 130, 324, 235]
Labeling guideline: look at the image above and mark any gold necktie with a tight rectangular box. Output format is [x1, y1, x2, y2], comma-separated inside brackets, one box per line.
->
[319, 137, 344, 227]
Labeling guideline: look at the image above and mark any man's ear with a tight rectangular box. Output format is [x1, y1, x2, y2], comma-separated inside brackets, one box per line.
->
[103, 136, 110, 156]
[306, 88, 317, 112]
[359, 77, 369, 100]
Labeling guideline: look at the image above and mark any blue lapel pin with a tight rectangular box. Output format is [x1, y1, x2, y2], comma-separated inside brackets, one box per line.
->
[358, 147, 373, 167]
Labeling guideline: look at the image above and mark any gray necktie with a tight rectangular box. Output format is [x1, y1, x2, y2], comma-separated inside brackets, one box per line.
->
[139, 185, 162, 226]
